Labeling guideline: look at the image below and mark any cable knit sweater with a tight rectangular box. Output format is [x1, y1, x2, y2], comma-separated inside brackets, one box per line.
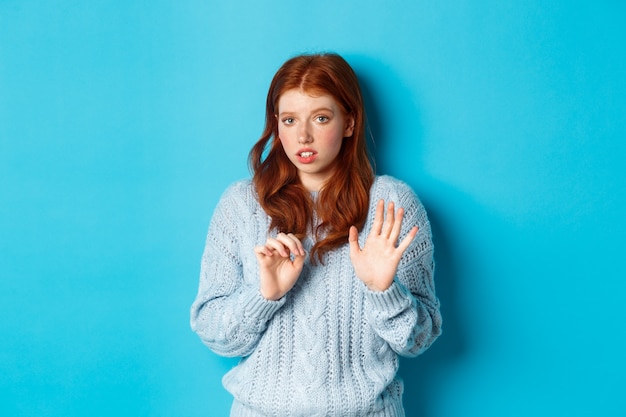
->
[190, 175, 442, 417]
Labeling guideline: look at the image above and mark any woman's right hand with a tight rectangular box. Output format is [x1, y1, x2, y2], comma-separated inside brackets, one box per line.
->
[254, 233, 306, 300]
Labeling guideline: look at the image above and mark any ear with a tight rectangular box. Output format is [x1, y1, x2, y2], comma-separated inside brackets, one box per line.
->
[344, 115, 355, 138]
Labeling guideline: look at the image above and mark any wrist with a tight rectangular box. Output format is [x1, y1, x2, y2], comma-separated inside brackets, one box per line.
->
[359, 274, 393, 292]
[365, 281, 392, 292]
[260, 286, 284, 301]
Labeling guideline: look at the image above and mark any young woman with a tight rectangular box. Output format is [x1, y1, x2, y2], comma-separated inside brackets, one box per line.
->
[190, 53, 442, 416]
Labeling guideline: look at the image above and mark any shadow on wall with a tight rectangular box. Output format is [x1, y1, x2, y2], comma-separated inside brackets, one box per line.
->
[350, 54, 468, 416]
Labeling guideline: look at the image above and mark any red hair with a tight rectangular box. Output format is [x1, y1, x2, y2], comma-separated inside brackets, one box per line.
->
[249, 53, 374, 263]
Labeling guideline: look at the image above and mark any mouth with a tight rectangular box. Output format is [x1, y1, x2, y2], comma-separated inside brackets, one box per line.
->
[296, 149, 317, 163]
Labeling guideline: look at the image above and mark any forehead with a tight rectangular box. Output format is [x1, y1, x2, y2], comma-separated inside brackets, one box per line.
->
[277, 89, 340, 113]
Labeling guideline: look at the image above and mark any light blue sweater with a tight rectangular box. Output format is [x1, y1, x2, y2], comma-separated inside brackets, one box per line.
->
[190, 176, 442, 416]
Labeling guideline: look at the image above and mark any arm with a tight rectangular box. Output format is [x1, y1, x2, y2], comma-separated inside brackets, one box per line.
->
[190, 184, 285, 357]
[350, 187, 442, 357]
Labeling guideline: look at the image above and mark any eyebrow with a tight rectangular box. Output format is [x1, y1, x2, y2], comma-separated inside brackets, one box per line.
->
[278, 107, 335, 117]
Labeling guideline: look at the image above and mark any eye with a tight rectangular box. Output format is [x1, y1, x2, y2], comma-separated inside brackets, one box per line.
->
[282, 117, 295, 125]
[316, 115, 329, 123]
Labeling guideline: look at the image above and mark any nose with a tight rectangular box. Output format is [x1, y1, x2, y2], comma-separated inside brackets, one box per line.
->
[297, 121, 313, 144]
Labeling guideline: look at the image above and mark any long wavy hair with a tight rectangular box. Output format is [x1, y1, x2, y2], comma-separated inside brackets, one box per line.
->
[249, 53, 374, 263]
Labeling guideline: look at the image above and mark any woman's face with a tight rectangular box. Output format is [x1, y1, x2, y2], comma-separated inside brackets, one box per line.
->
[276, 89, 354, 192]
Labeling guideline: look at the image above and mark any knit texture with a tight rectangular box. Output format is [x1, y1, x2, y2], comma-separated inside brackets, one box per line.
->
[190, 175, 442, 417]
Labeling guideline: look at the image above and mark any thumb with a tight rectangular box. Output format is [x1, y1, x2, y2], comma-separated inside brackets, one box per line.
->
[293, 251, 306, 269]
[348, 226, 360, 255]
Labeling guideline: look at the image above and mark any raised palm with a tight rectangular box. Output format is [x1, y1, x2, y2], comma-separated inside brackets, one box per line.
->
[349, 200, 418, 292]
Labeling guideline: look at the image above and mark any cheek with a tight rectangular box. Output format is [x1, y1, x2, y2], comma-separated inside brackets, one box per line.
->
[276, 133, 293, 156]
[276, 136, 288, 152]
[277, 126, 290, 143]
[327, 128, 345, 149]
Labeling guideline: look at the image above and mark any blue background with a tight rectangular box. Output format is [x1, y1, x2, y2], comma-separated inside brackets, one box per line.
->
[2, 1, 625, 416]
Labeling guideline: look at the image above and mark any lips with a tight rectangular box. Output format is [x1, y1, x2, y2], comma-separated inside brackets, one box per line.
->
[296, 149, 317, 164]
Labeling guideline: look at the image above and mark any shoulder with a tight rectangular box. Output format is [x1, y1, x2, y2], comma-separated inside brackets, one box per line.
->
[213, 178, 261, 215]
[218, 179, 255, 203]
[371, 175, 418, 203]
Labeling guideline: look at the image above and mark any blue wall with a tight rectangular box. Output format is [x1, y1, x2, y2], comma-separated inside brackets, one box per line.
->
[2, 1, 625, 416]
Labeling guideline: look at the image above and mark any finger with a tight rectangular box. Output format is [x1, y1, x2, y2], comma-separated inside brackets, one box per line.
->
[372, 199, 385, 235]
[286, 233, 305, 256]
[254, 245, 274, 258]
[381, 201, 395, 238]
[397, 226, 419, 253]
[348, 225, 361, 256]
[292, 252, 306, 270]
[264, 237, 290, 258]
[276, 233, 305, 256]
[389, 206, 404, 243]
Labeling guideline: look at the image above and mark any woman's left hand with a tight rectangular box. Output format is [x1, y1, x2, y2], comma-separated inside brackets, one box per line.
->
[348, 199, 418, 292]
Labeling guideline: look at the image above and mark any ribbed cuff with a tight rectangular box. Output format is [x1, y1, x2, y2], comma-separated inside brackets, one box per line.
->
[241, 288, 286, 324]
[365, 280, 412, 313]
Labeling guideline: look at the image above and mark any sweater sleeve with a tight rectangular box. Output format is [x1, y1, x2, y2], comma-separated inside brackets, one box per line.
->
[190, 183, 285, 358]
[364, 183, 442, 357]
